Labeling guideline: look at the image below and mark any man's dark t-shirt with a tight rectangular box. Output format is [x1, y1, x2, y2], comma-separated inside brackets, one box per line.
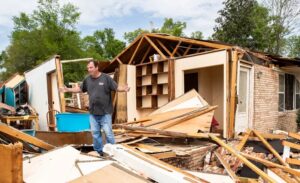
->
[81, 73, 118, 115]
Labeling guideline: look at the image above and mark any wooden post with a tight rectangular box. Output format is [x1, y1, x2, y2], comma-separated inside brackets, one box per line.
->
[209, 134, 276, 183]
[115, 64, 128, 124]
[168, 59, 175, 101]
[228, 49, 238, 138]
[55, 55, 66, 113]
[252, 130, 288, 166]
[0, 143, 23, 183]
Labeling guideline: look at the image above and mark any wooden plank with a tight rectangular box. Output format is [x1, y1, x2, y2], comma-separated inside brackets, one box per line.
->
[269, 168, 298, 183]
[168, 59, 175, 101]
[241, 152, 300, 177]
[151, 151, 176, 159]
[35, 131, 92, 146]
[150, 89, 208, 116]
[147, 33, 232, 49]
[0, 123, 55, 150]
[159, 106, 217, 130]
[171, 41, 181, 57]
[129, 38, 144, 64]
[114, 124, 218, 139]
[288, 132, 300, 141]
[122, 144, 209, 183]
[282, 141, 300, 151]
[183, 44, 192, 56]
[55, 56, 66, 112]
[236, 129, 252, 151]
[286, 158, 300, 166]
[144, 36, 167, 60]
[141, 46, 152, 64]
[116, 57, 123, 64]
[157, 39, 172, 56]
[0, 143, 23, 183]
[228, 49, 238, 138]
[115, 64, 128, 123]
[214, 151, 240, 182]
[70, 163, 148, 183]
[209, 134, 276, 183]
[253, 130, 288, 166]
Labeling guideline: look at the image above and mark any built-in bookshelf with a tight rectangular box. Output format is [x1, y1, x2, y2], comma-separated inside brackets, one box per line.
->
[136, 60, 170, 109]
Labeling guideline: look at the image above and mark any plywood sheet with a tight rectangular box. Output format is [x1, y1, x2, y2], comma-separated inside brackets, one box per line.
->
[69, 163, 148, 183]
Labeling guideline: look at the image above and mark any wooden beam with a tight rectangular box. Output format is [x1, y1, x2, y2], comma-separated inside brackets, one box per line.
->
[110, 34, 144, 65]
[288, 132, 300, 141]
[236, 129, 252, 151]
[171, 41, 181, 57]
[144, 36, 167, 59]
[168, 59, 175, 101]
[114, 124, 218, 139]
[55, 56, 66, 112]
[282, 140, 300, 151]
[228, 49, 238, 138]
[253, 130, 288, 166]
[129, 38, 144, 65]
[0, 123, 55, 150]
[214, 152, 240, 182]
[269, 168, 299, 183]
[159, 106, 217, 130]
[122, 144, 209, 183]
[141, 46, 152, 64]
[183, 44, 192, 56]
[286, 158, 300, 166]
[116, 57, 123, 64]
[156, 39, 172, 56]
[147, 33, 232, 49]
[209, 134, 276, 183]
[241, 152, 300, 177]
[0, 143, 23, 183]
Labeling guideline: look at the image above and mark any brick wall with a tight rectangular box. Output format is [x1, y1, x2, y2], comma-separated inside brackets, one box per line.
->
[253, 64, 298, 133]
[253, 64, 279, 132]
[162, 145, 215, 170]
[278, 111, 297, 132]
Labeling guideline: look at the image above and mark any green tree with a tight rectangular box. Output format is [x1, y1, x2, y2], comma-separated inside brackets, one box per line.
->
[212, 0, 273, 52]
[262, 0, 300, 55]
[1, 0, 83, 81]
[124, 28, 149, 44]
[286, 35, 300, 58]
[191, 31, 204, 39]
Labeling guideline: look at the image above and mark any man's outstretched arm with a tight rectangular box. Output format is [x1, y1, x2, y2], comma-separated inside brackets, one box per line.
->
[59, 85, 82, 93]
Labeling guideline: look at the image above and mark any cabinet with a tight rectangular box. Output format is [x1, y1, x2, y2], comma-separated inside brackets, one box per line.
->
[136, 60, 171, 109]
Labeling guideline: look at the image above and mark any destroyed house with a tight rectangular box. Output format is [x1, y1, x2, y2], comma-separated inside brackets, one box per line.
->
[101, 33, 300, 138]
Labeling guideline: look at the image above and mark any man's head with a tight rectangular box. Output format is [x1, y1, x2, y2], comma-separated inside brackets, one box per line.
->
[87, 60, 100, 77]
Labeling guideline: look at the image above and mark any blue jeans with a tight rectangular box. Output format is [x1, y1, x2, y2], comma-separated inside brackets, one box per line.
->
[90, 114, 115, 154]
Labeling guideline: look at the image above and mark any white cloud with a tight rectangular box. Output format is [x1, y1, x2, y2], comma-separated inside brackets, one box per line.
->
[0, 0, 224, 50]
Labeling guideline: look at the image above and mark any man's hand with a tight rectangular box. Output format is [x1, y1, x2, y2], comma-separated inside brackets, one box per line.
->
[118, 84, 130, 92]
[59, 86, 68, 93]
[7, 106, 16, 114]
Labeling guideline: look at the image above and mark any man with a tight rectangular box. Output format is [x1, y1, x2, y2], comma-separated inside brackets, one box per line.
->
[60, 60, 129, 156]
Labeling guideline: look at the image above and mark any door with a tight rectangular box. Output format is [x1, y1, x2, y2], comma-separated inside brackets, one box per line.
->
[235, 67, 251, 134]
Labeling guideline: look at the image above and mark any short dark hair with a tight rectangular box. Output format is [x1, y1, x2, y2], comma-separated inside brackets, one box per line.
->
[88, 60, 99, 68]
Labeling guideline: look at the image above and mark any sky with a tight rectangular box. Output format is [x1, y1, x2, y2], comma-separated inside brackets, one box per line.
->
[0, 0, 225, 51]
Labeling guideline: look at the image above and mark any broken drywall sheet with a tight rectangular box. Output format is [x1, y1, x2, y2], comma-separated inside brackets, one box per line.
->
[23, 146, 113, 183]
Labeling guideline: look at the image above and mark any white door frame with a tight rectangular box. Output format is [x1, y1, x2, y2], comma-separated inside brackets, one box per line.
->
[235, 61, 254, 134]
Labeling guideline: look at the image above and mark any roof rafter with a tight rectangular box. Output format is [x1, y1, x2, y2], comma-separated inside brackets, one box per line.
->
[129, 37, 144, 64]
[171, 41, 182, 57]
[144, 36, 167, 60]
[147, 33, 232, 49]
[156, 39, 172, 56]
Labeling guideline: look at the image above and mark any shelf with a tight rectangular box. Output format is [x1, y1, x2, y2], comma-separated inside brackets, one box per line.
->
[136, 60, 170, 109]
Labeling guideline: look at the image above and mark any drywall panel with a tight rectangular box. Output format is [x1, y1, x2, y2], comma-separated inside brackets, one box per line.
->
[126, 65, 138, 121]
[24, 57, 57, 131]
[174, 50, 227, 130]
[174, 50, 227, 97]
